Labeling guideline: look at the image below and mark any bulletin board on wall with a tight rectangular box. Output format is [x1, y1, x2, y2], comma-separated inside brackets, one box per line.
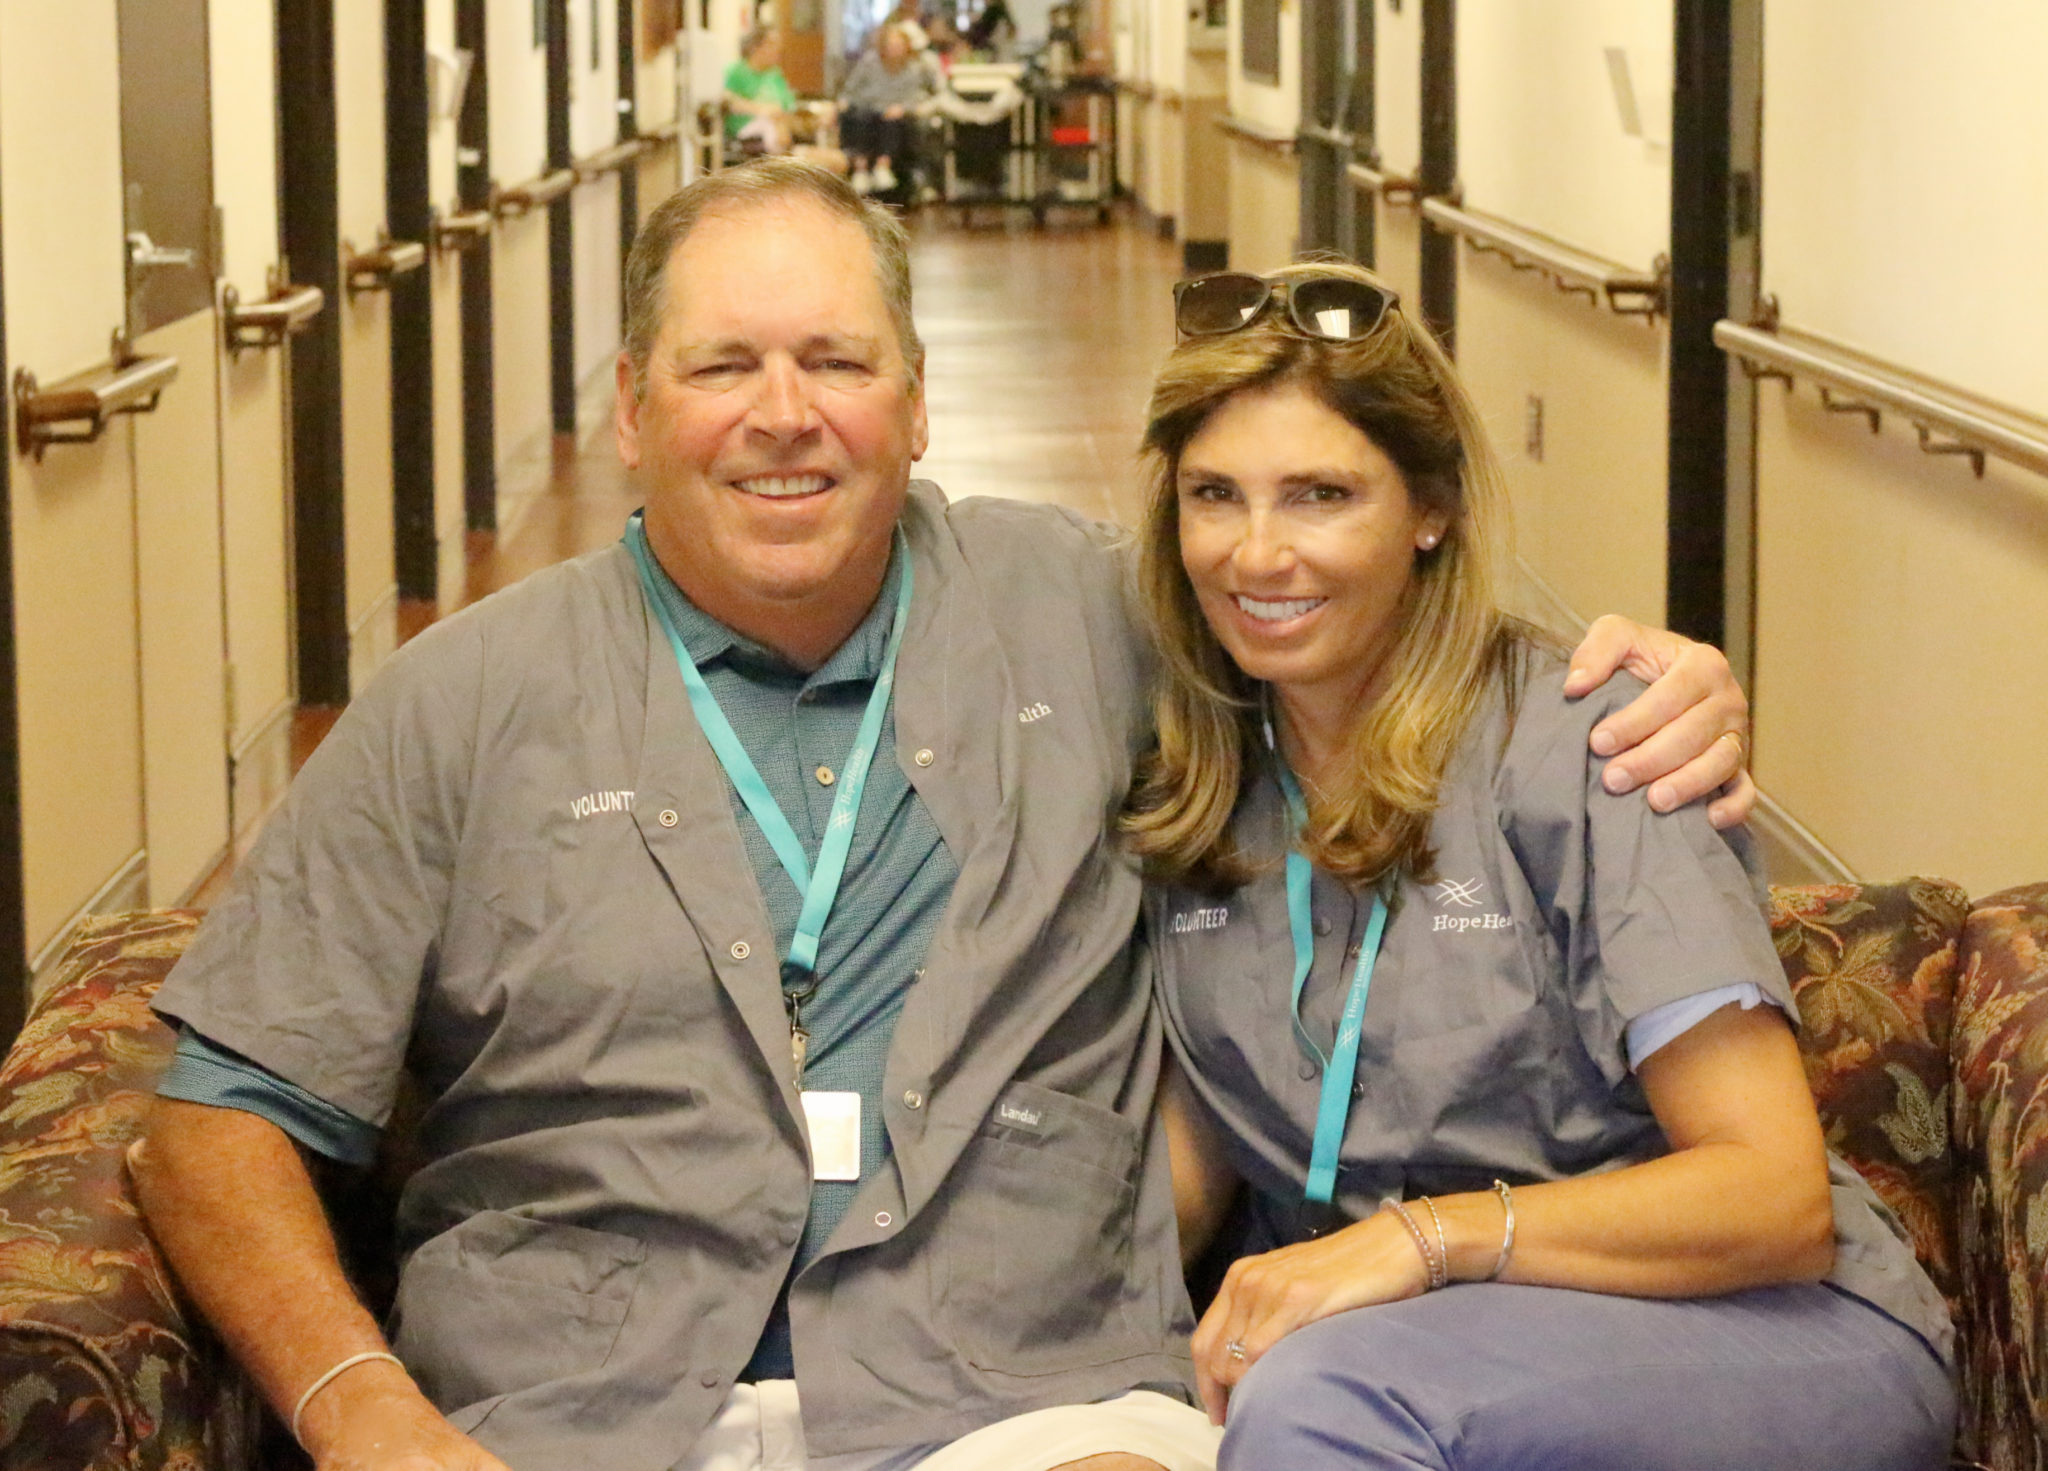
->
[1456, 0, 1671, 273]
[1761, 3, 2048, 412]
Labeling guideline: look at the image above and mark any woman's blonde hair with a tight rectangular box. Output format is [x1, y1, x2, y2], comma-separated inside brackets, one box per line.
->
[1123, 260, 1524, 891]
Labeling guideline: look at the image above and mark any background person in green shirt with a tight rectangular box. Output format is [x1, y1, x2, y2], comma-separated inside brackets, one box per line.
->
[724, 28, 850, 175]
[725, 28, 798, 146]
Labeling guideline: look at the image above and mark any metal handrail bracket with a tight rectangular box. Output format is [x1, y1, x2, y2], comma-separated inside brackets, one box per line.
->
[1346, 159, 1420, 206]
[1298, 122, 1353, 151]
[1421, 198, 1668, 319]
[1215, 113, 1297, 154]
[12, 342, 179, 460]
[493, 167, 578, 218]
[344, 237, 428, 297]
[432, 208, 494, 255]
[222, 281, 326, 356]
[1713, 319, 2048, 482]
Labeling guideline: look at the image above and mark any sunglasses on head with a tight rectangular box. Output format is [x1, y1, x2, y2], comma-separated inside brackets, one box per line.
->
[1172, 271, 1399, 343]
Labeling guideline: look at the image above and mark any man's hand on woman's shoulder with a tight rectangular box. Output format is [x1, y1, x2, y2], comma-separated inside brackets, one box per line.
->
[1563, 614, 1754, 830]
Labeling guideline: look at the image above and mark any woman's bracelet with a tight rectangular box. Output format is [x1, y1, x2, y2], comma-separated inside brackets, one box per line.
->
[290, 1350, 405, 1446]
[1488, 1178, 1517, 1280]
[1379, 1196, 1447, 1290]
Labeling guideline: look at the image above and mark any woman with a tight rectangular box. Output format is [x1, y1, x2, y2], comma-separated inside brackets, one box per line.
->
[1127, 264, 1956, 1469]
[840, 23, 935, 195]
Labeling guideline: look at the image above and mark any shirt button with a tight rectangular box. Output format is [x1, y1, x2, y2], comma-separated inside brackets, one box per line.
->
[1298, 1059, 1318, 1081]
[902, 1089, 924, 1109]
[699, 1369, 722, 1389]
[914, 748, 934, 767]
[874, 1211, 893, 1228]
[1314, 917, 1333, 937]
[815, 765, 836, 786]
[659, 809, 679, 827]
[730, 940, 751, 960]
[1345, 943, 1362, 960]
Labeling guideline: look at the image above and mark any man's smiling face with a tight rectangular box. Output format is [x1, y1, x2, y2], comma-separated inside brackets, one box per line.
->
[616, 194, 928, 663]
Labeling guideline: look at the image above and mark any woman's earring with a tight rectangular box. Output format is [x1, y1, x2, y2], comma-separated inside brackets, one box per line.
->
[1418, 533, 1440, 550]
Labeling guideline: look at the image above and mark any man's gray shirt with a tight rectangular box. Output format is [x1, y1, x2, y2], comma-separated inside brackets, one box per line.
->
[152, 485, 1194, 1465]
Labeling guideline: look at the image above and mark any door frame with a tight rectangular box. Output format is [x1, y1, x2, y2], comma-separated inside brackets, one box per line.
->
[278, 0, 350, 704]
[0, 161, 29, 1046]
[458, 0, 498, 530]
[388, 0, 438, 599]
[547, 0, 574, 435]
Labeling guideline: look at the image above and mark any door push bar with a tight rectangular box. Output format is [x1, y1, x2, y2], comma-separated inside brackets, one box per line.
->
[12, 329, 179, 461]
[222, 270, 326, 357]
[344, 235, 428, 298]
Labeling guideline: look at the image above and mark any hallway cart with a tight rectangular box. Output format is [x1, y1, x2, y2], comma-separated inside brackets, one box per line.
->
[935, 63, 1039, 223]
[1032, 76, 1116, 226]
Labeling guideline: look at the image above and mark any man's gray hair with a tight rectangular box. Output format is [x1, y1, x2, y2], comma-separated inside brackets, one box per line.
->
[622, 158, 924, 400]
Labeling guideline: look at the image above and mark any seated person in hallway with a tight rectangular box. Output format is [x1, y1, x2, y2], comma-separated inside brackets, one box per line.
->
[725, 27, 846, 173]
[129, 162, 1754, 1471]
[841, 24, 935, 196]
[1128, 264, 1956, 1470]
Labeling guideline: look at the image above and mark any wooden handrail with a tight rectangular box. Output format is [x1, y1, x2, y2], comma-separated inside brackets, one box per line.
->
[1715, 318, 2048, 482]
[1345, 160, 1420, 205]
[493, 167, 577, 217]
[432, 209, 493, 254]
[344, 237, 428, 297]
[1420, 198, 1668, 319]
[12, 335, 179, 460]
[575, 137, 654, 181]
[1214, 113, 1296, 155]
[222, 281, 325, 356]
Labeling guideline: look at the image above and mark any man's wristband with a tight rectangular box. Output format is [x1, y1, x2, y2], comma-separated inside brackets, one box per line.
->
[291, 1351, 405, 1446]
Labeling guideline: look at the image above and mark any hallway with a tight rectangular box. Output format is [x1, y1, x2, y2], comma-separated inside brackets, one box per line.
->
[464, 210, 1181, 610]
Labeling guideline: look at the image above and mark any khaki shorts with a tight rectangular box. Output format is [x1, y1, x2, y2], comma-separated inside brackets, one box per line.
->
[680, 1383, 1221, 1471]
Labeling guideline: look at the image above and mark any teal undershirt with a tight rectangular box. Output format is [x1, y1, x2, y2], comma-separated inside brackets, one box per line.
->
[158, 524, 960, 1382]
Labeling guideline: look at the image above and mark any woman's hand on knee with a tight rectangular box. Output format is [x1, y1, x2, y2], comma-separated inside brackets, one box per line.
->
[1189, 1214, 1428, 1425]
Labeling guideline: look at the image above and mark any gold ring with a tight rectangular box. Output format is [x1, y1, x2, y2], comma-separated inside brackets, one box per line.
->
[1717, 730, 1745, 758]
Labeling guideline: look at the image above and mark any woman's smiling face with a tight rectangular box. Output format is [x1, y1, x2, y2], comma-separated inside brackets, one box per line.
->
[1175, 381, 1448, 710]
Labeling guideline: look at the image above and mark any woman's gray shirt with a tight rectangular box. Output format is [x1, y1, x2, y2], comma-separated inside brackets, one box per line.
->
[152, 486, 1193, 1466]
[841, 49, 937, 112]
[1149, 645, 1953, 1365]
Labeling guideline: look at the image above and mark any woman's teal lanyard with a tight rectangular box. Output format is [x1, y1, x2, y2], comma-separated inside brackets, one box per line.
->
[626, 514, 914, 1087]
[1266, 712, 1390, 1207]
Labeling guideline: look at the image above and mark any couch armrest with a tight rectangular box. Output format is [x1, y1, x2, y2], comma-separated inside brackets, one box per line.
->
[1950, 883, 2048, 1471]
[0, 912, 264, 1471]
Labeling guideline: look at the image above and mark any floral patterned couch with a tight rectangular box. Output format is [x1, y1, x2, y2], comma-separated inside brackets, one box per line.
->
[2, 886, 2046, 1470]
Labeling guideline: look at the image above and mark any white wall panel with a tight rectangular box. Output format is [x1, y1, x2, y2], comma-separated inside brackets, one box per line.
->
[210, 0, 283, 297]
[1372, 0, 1418, 176]
[492, 0, 551, 183]
[1458, 0, 1669, 268]
[569, 0, 620, 156]
[1762, 4, 2048, 412]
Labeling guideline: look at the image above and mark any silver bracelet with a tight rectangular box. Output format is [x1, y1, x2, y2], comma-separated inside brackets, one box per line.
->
[290, 1350, 405, 1446]
[1419, 1195, 1450, 1280]
[1488, 1178, 1517, 1280]
[1379, 1196, 1446, 1291]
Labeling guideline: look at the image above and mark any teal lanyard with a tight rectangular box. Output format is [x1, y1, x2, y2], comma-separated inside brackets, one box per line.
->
[626, 515, 913, 1079]
[1267, 715, 1389, 1206]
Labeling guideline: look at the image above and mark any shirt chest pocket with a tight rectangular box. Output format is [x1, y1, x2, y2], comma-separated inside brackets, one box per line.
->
[927, 1080, 1151, 1377]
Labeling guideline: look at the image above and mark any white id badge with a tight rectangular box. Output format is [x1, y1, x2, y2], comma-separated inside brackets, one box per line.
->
[801, 1091, 862, 1181]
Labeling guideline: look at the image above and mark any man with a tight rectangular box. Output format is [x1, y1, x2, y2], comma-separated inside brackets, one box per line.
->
[132, 160, 1752, 1471]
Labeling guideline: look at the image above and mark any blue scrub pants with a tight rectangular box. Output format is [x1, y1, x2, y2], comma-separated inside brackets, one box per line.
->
[1219, 1281, 1953, 1471]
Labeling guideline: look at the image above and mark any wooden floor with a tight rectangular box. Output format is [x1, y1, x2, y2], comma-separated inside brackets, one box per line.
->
[198, 210, 1181, 905]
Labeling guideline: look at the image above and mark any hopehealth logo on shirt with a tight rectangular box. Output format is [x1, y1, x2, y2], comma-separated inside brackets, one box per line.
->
[1428, 877, 1512, 933]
